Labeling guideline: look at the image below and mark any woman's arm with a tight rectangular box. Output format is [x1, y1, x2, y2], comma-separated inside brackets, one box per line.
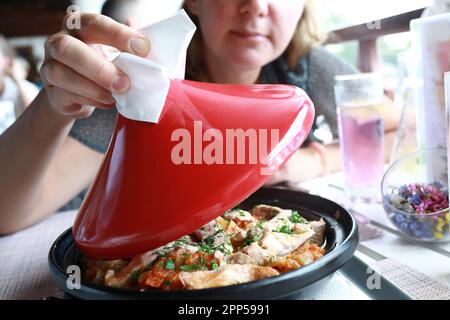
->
[267, 137, 395, 185]
[0, 13, 150, 234]
[266, 143, 341, 184]
[0, 91, 104, 234]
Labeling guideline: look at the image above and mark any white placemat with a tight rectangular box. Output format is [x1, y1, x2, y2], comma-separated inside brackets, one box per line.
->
[374, 259, 450, 300]
[0, 210, 77, 300]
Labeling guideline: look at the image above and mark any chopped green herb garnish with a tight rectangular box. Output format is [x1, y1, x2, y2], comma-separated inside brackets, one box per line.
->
[241, 239, 252, 247]
[180, 264, 200, 271]
[114, 264, 124, 273]
[241, 234, 261, 248]
[276, 225, 294, 234]
[141, 260, 157, 273]
[237, 209, 248, 217]
[256, 220, 266, 229]
[199, 255, 208, 270]
[198, 242, 215, 255]
[197, 233, 232, 255]
[164, 260, 175, 270]
[290, 211, 308, 224]
[163, 280, 172, 286]
[204, 235, 215, 246]
[130, 270, 142, 281]
[174, 239, 191, 247]
[211, 262, 219, 270]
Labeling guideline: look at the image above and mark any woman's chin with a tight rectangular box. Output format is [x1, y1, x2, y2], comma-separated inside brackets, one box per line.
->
[228, 53, 273, 71]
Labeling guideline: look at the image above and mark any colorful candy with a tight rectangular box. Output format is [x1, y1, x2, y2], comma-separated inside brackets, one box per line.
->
[383, 182, 450, 242]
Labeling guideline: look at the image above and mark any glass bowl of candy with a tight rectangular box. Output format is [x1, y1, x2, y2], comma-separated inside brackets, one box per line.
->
[381, 148, 450, 242]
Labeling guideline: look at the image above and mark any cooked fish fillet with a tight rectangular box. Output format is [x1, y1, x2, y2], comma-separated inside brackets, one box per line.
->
[105, 250, 159, 287]
[230, 227, 315, 265]
[261, 210, 295, 232]
[250, 204, 283, 220]
[267, 242, 323, 271]
[179, 264, 279, 289]
[308, 219, 326, 245]
[288, 243, 316, 266]
[194, 220, 233, 256]
[195, 220, 221, 241]
[223, 209, 255, 223]
[259, 229, 314, 256]
[230, 242, 272, 265]
[226, 220, 247, 241]
[105, 236, 196, 287]
[293, 219, 325, 245]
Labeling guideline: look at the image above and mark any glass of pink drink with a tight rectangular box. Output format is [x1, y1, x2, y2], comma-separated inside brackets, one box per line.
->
[335, 74, 385, 203]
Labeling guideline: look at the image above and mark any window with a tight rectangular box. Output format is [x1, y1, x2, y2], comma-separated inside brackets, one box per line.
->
[319, 0, 433, 90]
[318, 0, 433, 30]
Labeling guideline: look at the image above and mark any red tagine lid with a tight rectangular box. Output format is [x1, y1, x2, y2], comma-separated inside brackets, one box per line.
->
[73, 79, 315, 259]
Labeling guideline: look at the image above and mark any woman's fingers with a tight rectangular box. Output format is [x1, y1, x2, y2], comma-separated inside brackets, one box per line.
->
[41, 12, 152, 119]
[63, 13, 150, 57]
[40, 60, 115, 105]
[44, 12, 152, 94]
[44, 33, 130, 93]
[46, 86, 113, 118]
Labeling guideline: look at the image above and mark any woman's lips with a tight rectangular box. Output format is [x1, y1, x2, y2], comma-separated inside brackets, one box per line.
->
[230, 30, 269, 43]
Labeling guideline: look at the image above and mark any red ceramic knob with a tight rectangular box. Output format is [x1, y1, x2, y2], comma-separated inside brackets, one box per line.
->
[73, 79, 315, 259]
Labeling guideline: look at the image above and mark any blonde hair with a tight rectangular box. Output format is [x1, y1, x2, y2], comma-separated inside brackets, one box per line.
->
[285, 0, 326, 69]
[183, 0, 326, 82]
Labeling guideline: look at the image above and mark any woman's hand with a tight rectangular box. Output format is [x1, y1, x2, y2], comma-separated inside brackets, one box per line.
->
[40, 12, 150, 119]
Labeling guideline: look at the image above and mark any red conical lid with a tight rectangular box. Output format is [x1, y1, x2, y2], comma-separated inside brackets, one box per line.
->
[73, 79, 315, 259]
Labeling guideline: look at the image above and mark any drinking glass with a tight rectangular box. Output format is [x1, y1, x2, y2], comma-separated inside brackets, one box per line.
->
[335, 73, 385, 203]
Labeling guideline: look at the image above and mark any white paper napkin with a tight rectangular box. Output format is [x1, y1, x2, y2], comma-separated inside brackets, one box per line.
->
[111, 10, 196, 123]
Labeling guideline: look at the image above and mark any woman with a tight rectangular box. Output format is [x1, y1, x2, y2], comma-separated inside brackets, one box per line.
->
[0, 0, 399, 234]
[0, 36, 40, 133]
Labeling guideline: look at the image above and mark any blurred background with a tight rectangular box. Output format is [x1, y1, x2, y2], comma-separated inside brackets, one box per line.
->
[320, 0, 433, 91]
[0, 0, 435, 93]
